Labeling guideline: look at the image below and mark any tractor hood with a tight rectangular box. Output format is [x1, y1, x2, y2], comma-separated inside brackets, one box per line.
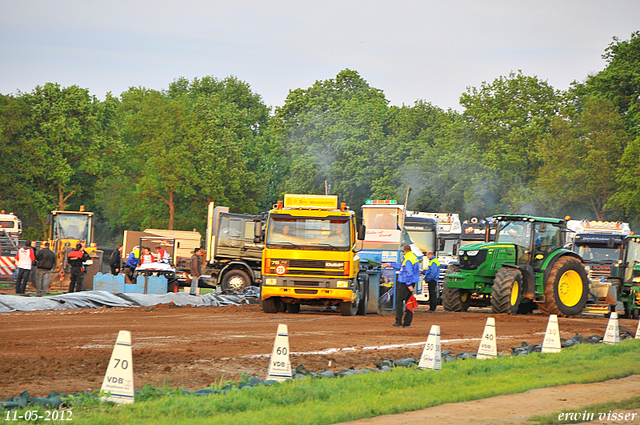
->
[459, 241, 504, 252]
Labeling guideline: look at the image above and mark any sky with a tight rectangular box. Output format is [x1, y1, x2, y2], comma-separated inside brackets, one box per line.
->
[1, 0, 639, 112]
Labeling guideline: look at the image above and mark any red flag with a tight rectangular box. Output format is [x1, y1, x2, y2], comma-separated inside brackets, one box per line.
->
[406, 294, 418, 312]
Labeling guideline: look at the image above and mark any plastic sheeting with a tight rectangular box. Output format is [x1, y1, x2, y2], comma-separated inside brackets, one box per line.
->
[0, 287, 260, 313]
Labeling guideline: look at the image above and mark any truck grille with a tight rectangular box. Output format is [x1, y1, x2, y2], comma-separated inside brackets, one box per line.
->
[269, 259, 346, 277]
[295, 289, 318, 295]
[587, 265, 611, 283]
[459, 250, 488, 271]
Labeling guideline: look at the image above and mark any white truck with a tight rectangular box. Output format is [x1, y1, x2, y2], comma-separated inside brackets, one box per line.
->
[0, 212, 21, 280]
[406, 211, 461, 304]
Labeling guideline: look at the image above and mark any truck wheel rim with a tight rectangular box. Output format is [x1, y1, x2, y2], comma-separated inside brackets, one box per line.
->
[511, 281, 519, 306]
[229, 276, 245, 290]
[558, 270, 582, 307]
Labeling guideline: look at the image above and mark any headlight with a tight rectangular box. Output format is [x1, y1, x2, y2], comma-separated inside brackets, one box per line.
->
[466, 250, 479, 256]
[337, 280, 349, 288]
[265, 278, 277, 285]
[633, 277, 640, 283]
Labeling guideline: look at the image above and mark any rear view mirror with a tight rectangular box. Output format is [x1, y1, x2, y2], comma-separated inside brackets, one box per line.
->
[357, 224, 366, 241]
[254, 221, 263, 243]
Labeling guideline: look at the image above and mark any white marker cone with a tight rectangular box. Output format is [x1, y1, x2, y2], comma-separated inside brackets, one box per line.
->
[100, 330, 134, 404]
[418, 325, 441, 370]
[266, 324, 292, 382]
[635, 317, 640, 339]
[541, 314, 561, 354]
[477, 317, 497, 360]
[603, 312, 620, 344]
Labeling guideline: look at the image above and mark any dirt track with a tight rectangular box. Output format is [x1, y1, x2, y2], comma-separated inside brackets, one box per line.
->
[1, 302, 635, 399]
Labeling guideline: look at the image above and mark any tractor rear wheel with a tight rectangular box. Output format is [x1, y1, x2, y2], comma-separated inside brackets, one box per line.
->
[491, 267, 522, 314]
[538, 256, 588, 316]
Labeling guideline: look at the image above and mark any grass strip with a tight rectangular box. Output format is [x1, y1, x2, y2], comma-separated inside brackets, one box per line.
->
[10, 339, 640, 425]
[528, 396, 640, 424]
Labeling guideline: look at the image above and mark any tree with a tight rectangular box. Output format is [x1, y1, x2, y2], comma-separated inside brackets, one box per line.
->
[273, 69, 390, 208]
[536, 96, 629, 220]
[584, 31, 640, 136]
[460, 72, 561, 212]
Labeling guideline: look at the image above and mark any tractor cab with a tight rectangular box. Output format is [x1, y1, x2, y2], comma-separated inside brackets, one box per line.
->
[493, 215, 566, 269]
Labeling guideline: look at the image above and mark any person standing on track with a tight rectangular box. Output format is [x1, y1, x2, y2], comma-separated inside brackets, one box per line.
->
[35, 242, 56, 296]
[385, 245, 420, 328]
[190, 248, 202, 296]
[14, 240, 35, 294]
[423, 251, 440, 312]
[67, 244, 90, 293]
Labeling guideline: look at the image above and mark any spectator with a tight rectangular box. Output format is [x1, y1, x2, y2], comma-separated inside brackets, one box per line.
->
[109, 245, 123, 275]
[14, 240, 35, 294]
[190, 248, 202, 296]
[35, 242, 56, 296]
[67, 243, 90, 293]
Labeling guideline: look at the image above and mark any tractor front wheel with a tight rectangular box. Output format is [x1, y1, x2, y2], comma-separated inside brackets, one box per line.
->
[538, 256, 588, 316]
[491, 267, 523, 314]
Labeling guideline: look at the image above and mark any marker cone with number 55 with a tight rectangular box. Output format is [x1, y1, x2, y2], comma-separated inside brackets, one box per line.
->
[267, 324, 292, 382]
[100, 330, 135, 404]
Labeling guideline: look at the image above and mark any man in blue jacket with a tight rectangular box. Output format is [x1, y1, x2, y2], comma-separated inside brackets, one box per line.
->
[423, 251, 441, 312]
[386, 245, 420, 327]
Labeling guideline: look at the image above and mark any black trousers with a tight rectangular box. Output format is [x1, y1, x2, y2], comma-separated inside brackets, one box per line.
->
[16, 268, 31, 294]
[428, 279, 438, 311]
[69, 268, 84, 293]
[395, 282, 414, 326]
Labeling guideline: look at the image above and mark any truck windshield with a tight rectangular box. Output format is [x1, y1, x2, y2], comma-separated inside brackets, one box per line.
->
[266, 216, 351, 251]
[53, 213, 91, 241]
[362, 209, 399, 230]
[408, 231, 436, 253]
[573, 244, 622, 262]
[627, 240, 640, 264]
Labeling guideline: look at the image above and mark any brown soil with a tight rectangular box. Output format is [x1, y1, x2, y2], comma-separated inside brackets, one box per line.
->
[1, 302, 635, 399]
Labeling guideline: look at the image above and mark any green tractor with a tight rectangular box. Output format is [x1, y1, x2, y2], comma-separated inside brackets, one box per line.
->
[603, 235, 640, 319]
[444, 214, 589, 316]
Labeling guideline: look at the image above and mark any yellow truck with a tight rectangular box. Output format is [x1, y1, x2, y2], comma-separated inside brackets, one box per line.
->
[260, 194, 367, 315]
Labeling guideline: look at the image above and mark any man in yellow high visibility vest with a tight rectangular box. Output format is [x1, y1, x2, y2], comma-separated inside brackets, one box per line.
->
[423, 251, 440, 312]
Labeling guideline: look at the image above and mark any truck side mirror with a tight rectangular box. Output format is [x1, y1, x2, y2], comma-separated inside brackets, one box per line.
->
[357, 224, 366, 241]
[254, 221, 263, 243]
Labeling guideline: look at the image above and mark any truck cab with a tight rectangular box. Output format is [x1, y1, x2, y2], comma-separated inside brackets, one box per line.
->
[261, 194, 365, 316]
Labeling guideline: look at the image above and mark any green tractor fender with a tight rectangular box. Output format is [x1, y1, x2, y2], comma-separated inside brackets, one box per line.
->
[498, 263, 535, 299]
[540, 250, 584, 283]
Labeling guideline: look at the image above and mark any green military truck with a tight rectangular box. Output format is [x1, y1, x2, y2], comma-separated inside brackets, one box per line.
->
[444, 214, 589, 316]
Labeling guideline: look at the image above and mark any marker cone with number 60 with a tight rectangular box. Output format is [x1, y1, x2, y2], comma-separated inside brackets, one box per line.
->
[266, 324, 292, 382]
[100, 330, 135, 404]
[477, 317, 497, 359]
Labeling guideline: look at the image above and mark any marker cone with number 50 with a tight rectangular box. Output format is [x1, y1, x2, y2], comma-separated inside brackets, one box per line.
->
[267, 324, 292, 382]
[100, 330, 135, 404]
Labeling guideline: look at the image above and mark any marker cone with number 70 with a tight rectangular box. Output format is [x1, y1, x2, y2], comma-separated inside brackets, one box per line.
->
[100, 330, 135, 404]
[266, 324, 292, 382]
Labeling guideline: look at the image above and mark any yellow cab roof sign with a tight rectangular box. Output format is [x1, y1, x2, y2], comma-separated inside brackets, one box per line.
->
[283, 194, 338, 210]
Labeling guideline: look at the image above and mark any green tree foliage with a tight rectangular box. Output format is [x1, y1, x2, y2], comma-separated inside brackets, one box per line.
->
[460, 72, 561, 212]
[536, 96, 629, 220]
[584, 31, 640, 136]
[274, 69, 390, 208]
[0, 84, 119, 239]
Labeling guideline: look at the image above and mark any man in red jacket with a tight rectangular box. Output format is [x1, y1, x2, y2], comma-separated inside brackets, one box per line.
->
[15, 240, 35, 294]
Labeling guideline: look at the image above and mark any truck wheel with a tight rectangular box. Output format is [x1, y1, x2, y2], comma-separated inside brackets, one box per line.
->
[287, 303, 301, 314]
[222, 269, 251, 292]
[340, 301, 357, 316]
[262, 297, 281, 314]
[491, 267, 522, 314]
[538, 256, 588, 316]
